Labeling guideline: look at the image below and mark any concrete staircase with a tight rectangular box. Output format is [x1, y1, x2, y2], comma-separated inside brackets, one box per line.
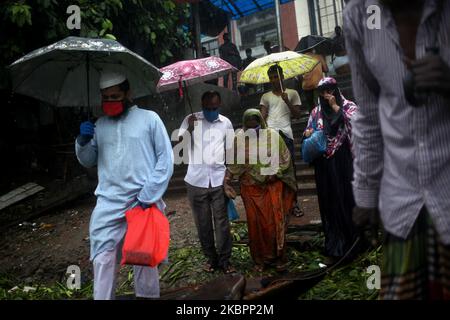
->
[334, 73, 354, 101]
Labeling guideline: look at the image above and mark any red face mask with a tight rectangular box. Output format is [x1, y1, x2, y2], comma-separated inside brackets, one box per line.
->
[102, 101, 124, 116]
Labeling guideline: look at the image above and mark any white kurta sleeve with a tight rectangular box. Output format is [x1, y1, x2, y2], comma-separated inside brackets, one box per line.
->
[137, 114, 174, 204]
[75, 134, 98, 168]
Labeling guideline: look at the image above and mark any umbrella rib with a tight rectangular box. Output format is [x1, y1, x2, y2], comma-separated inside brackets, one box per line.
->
[55, 51, 112, 64]
[11, 49, 87, 92]
[54, 66, 72, 107]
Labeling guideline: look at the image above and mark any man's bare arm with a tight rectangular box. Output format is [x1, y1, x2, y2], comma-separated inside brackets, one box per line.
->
[260, 105, 268, 120]
[288, 104, 301, 119]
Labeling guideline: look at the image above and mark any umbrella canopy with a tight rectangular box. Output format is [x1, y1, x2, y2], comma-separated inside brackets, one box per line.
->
[157, 56, 237, 92]
[239, 51, 319, 85]
[295, 35, 334, 55]
[9, 37, 161, 108]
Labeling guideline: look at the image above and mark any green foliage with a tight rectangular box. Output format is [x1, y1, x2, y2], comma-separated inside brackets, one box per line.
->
[0, 0, 192, 71]
[6, 2, 32, 27]
[0, 273, 94, 300]
[299, 246, 381, 300]
[108, 0, 191, 64]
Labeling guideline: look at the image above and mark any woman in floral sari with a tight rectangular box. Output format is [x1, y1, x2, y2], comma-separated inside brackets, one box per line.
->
[224, 109, 296, 272]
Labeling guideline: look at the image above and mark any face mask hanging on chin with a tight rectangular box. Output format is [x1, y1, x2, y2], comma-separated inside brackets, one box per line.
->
[102, 100, 125, 116]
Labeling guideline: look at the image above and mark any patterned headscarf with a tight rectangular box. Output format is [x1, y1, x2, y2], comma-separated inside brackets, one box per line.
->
[317, 76, 337, 90]
[317, 77, 344, 136]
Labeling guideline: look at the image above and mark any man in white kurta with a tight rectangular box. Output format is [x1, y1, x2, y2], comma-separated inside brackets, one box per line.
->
[75, 70, 174, 300]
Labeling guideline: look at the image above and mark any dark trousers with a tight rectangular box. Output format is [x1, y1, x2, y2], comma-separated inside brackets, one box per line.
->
[299, 89, 316, 113]
[186, 183, 232, 267]
[223, 72, 238, 91]
[279, 131, 297, 175]
[279, 131, 301, 211]
[314, 141, 357, 257]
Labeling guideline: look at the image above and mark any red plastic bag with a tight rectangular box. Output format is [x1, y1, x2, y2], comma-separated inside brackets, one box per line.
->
[121, 205, 170, 267]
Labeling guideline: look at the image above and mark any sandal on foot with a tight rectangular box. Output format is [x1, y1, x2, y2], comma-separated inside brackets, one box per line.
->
[222, 264, 237, 274]
[203, 263, 216, 273]
[292, 203, 304, 217]
[252, 265, 265, 273]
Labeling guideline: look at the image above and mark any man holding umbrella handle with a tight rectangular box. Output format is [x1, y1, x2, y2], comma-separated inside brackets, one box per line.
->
[260, 64, 303, 216]
[79, 121, 96, 145]
[186, 114, 197, 133]
[260, 65, 302, 120]
[78, 74, 134, 144]
[75, 70, 174, 300]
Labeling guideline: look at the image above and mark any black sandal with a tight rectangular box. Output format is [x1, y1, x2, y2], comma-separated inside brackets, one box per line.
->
[293, 203, 304, 217]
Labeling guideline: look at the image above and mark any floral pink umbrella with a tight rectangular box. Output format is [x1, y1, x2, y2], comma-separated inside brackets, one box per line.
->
[157, 56, 238, 113]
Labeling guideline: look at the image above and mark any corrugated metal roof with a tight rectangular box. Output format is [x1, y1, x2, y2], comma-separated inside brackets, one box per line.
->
[209, 0, 295, 20]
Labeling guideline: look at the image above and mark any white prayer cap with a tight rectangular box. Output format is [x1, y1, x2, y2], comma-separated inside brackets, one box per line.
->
[99, 69, 127, 90]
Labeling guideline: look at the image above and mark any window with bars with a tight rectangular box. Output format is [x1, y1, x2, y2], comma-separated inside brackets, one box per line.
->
[314, 0, 345, 37]
[240, 24, 278, 51]
[202, 38, 220, 56]
[236, 8, 278, 52]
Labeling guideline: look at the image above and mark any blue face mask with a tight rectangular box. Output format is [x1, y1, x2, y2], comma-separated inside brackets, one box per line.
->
[203, 108, 219, 122]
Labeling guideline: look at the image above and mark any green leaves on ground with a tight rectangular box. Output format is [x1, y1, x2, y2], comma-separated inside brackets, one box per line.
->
[0, 223, 381, 300]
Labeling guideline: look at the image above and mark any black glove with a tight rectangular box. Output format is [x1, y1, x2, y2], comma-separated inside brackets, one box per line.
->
[352, 206, 380, 247]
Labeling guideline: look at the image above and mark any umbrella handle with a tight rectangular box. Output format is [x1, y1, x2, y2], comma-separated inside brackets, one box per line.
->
[86, 53, 92, 121]
[183, 80, 194, 115]
[178, 78, 184, 99]
[276, 65, 284, 92]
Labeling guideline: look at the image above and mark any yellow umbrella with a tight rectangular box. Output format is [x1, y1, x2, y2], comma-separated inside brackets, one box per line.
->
[239, 51, 319, 85]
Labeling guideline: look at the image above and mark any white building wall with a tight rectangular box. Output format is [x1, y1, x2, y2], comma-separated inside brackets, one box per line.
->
[231, 20, 241, 48]
[295, 0, 312, 40]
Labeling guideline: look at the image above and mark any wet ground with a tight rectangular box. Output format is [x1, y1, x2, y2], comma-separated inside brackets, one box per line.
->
[0, 192, 321, 292]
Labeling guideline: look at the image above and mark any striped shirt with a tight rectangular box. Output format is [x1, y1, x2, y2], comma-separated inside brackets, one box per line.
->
[343, 0, 450, 244]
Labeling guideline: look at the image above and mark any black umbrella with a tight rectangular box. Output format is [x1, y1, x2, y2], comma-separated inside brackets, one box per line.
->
[270, 44, 291, 53]
[9, 37, 161, 109]
[295, 35, 335, 55]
